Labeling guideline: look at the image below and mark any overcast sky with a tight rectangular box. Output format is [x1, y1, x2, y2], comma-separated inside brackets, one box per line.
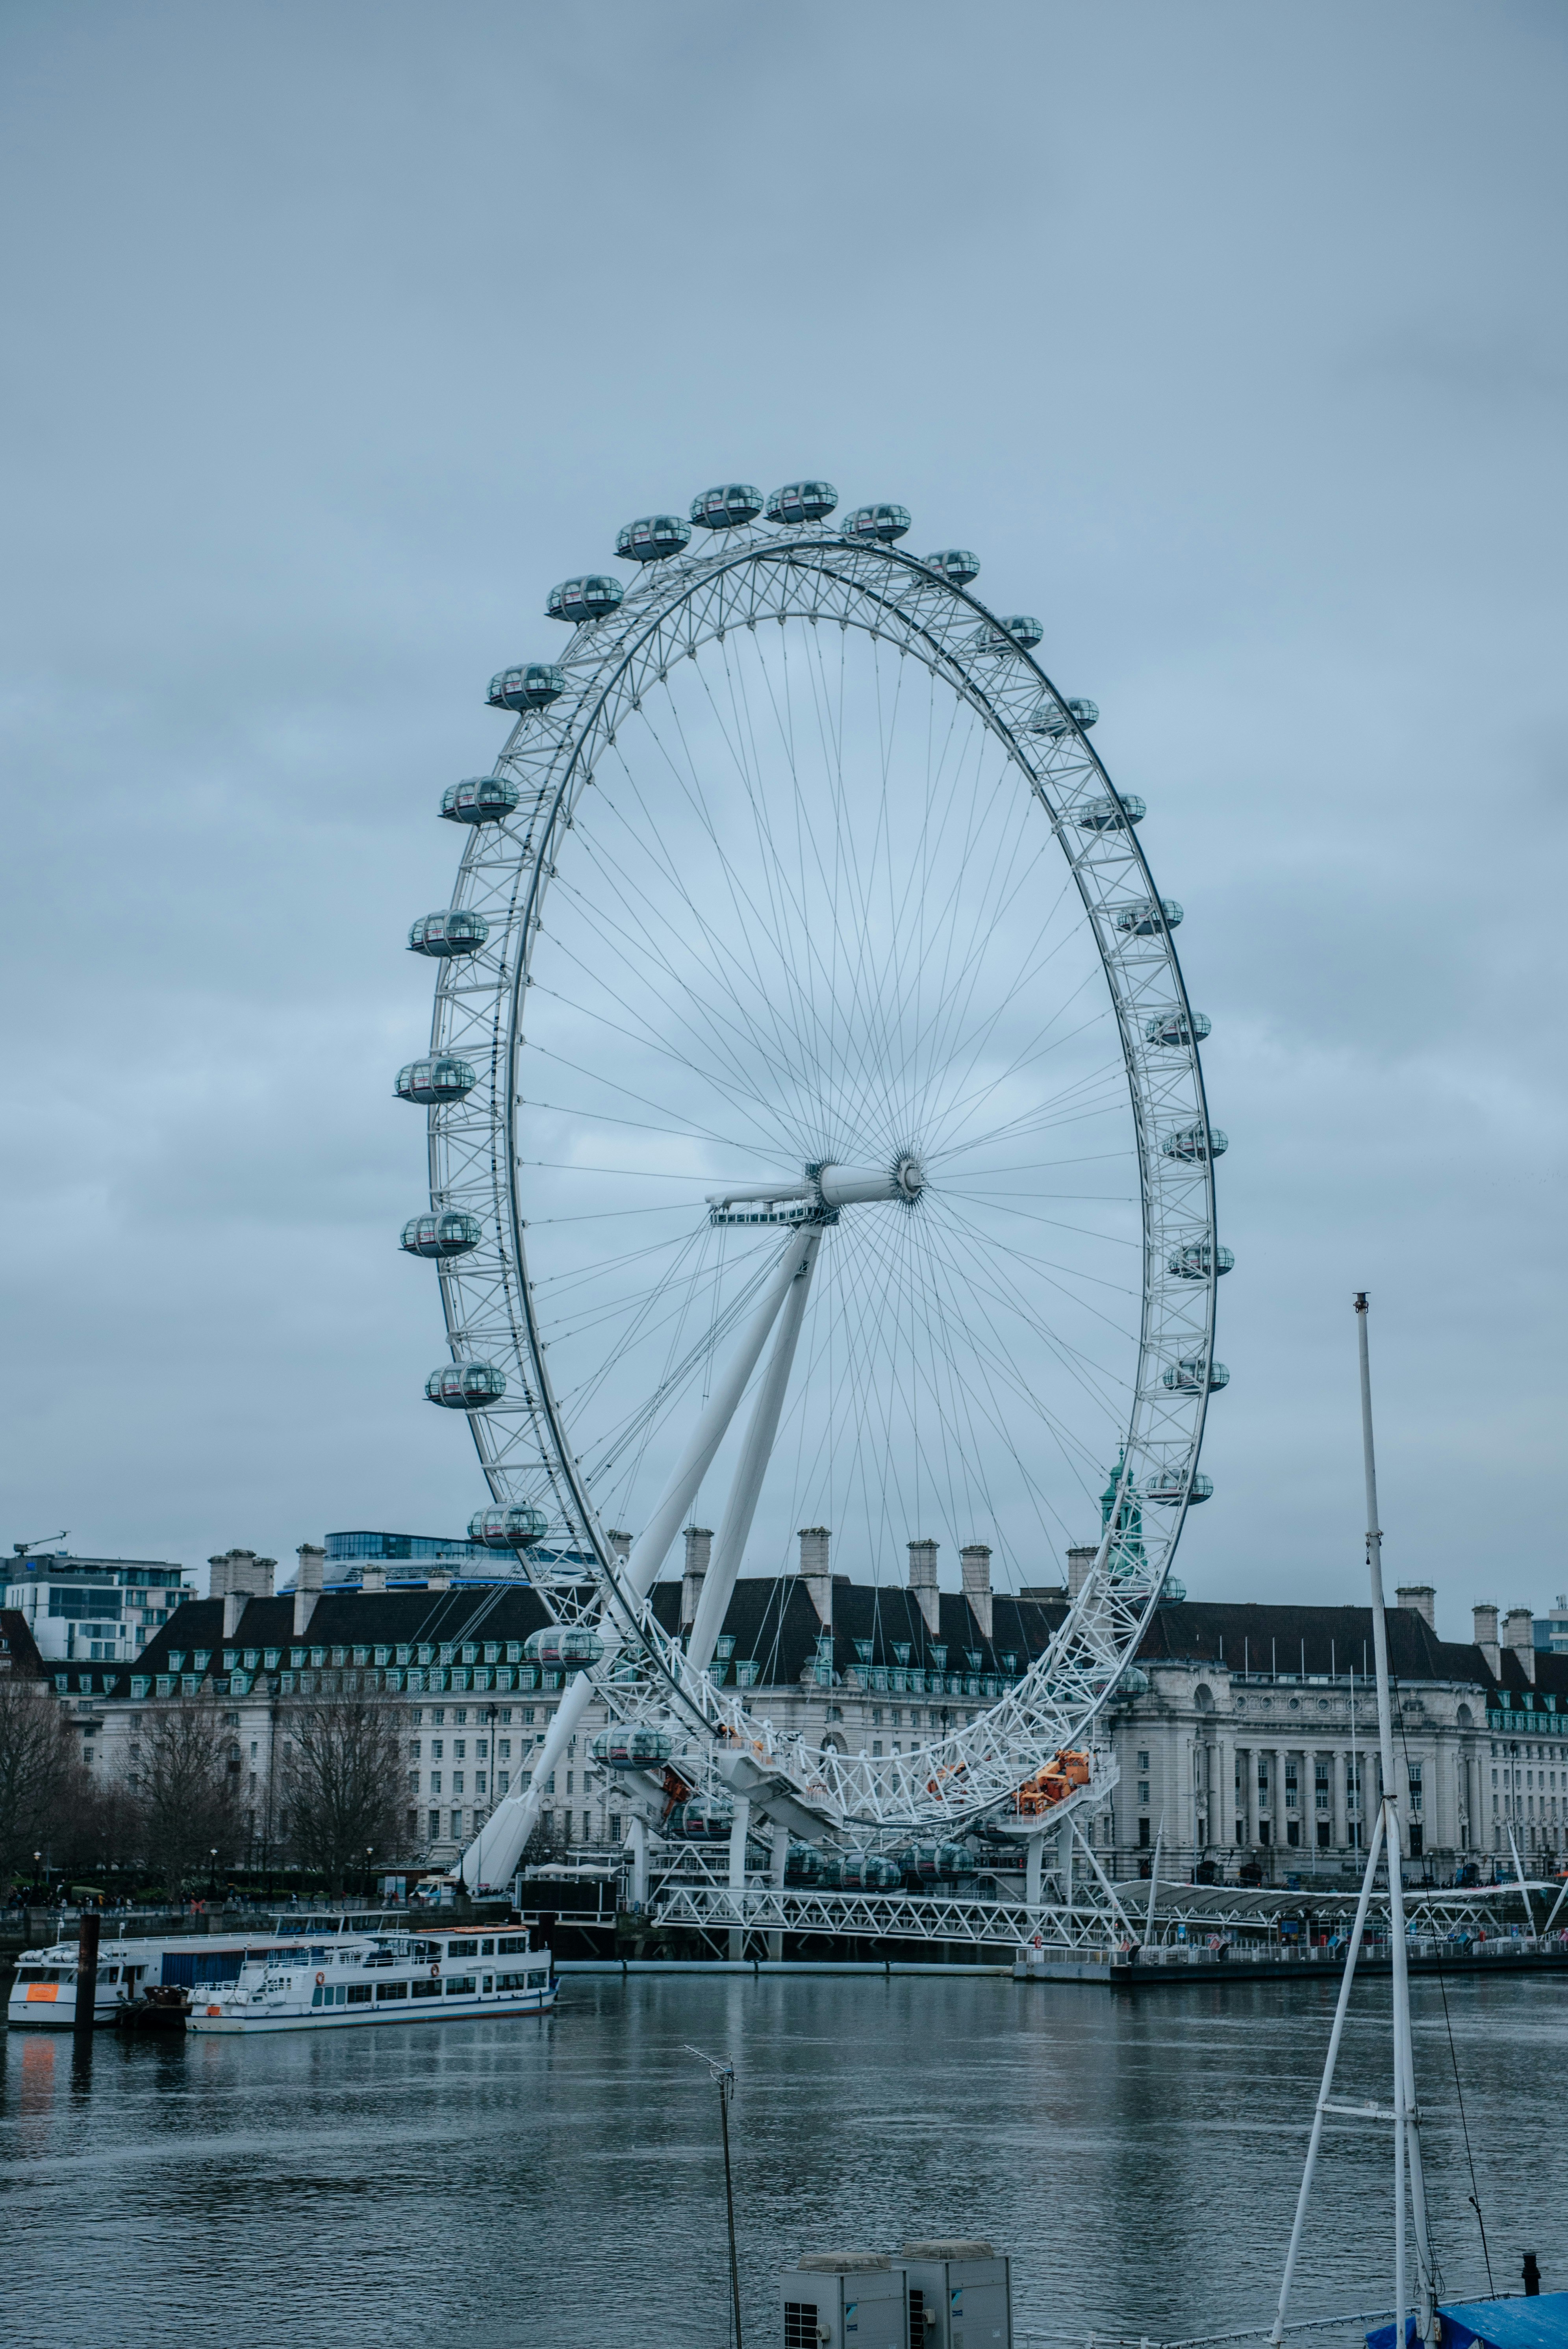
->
[2, 1, 1564, 1636]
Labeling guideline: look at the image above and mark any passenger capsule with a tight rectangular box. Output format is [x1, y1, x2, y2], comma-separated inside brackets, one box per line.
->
[467, 1503, 548, 1550]
[784, 1842, 824, 1887]
[1114, 897, 1182, 935]
[591, 1725, 674, 1769]
[1168, 1239, 1234, 1280]
[400, 1211, 483, 1260]
[689, 484, 765, 530]
[616, 514, 691, 562]
[1162, 1123, 1227, 1162]
[441, 775, 521, 825]
[994, 614, 1043, 649]
[396, 1056, 478, 1105]
[408, 909, 489, 958]
[837, 1850, 903, 1891]
[424, 1361, 507, 1409]
[523, 1624, 605, 1669]
[1077, 792, 1145, 831]
[1145, 1009, 1212, 1048]
[842, 503, 912, 544]
[766, 480, 838, 525]
[1144, 1468, 1214, 1505]
[1114, 1665, 1151, 1698]
[925, 549, 980, 585]
[546, 576, 624, 625]
[1163, 1356, 1230, 1393]
[669, 1793, 734, 1839]
[1027, 697, 1098, 736]
[487, 664, 567, 712]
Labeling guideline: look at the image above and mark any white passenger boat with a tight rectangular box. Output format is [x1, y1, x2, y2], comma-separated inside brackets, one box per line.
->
[187, 1924, 556, 2032]
[7, 1922, 330, 2028]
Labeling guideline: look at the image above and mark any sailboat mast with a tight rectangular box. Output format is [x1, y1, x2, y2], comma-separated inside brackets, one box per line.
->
[1356, 1292, 1437, 2345]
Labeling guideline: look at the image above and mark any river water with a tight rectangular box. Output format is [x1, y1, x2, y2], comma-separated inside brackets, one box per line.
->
[2, 1969, 1564, 2349]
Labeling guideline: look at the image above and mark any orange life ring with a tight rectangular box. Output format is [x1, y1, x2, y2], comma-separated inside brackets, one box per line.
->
[430, 1963, 440, 1977]
[315, 1971, 325, 1986]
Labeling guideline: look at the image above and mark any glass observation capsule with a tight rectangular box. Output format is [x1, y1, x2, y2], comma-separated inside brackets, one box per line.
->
[1114, 897, 1183, 935]
[838, 1850, 902, 1891]
[408, 909, 489, 958]
[925, 548, 980, 585]
[616, 514, 691, 562]
[1145, 1009, 1212, 1048]
[546, 576, 624, 625]
[1114, 1665, 1151, 1698]
[441, 775, 520, 825]
[523, 1625, 605, 1669]
[1169, 1239, 1234, 1280]
[467, 1503, 548, 1550]
[990, 614, 1043, 650]
[591, 1726, 674, 1769]
[1163, 1355, 1230, 1393]
[784, 1842, 824, 1886]
[689, 484, 764, 530]
[1162, 1123, 1228, 1162]
[487, 663, 566, 712]
[670, 1793, 734, 1839]
[1077, 792, 1145, 831]
[1145, 1468, 1214, 1506]
[400, 1210, 483, 1260]
[396, 1056, 478, 1105]
[765, 480, 838, 525]
[843, 502, 911, 544]
[1028, 697, 1098, 736]
[424, 1361, 507, 1409]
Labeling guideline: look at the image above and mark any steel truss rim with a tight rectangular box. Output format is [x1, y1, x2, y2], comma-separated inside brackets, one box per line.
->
[425, 521, 1219, 1833]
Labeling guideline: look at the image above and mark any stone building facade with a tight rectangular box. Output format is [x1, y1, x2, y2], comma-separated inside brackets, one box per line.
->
[56, 1534, 1568, 1882]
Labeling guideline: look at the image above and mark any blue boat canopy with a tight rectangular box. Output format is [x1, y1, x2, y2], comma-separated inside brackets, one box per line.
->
[1369, 2299, 1568, 2349]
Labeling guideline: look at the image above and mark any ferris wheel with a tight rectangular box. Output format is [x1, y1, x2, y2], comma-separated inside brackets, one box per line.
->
[396, 480, 1224, 1887]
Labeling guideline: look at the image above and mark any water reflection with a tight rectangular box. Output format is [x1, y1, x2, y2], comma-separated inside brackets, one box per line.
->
[1, 1974, 1563, 2349]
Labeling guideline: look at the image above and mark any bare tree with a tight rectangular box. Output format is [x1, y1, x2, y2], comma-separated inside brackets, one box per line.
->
[0, 1678, 78, 1891]
[134, 1700, 241, 1894]
[279, 1700, 406, 1891]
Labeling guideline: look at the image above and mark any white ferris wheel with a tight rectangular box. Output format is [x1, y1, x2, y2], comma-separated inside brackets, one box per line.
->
[396, 480, 1225, 1889]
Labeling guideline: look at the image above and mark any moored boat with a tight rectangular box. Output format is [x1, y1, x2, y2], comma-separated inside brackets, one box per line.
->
[187, 1923, 556, 2032]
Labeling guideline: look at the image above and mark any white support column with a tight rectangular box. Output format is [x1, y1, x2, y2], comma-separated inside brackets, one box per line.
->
[688, 1230, 821, 1676]
[728, 1795, 752, 1960]
[462, 1227, 815, 1891]
[626, 1814, 648, 1910]
[769, 1820, 788, 1962]
[1025, 1830, 1046, 1911]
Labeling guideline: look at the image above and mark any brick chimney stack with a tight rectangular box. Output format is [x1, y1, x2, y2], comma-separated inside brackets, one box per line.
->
[1066, 1545, 1096, 1600]
[293, 1545, 325, 1637]
[681, 1526, 711, 1633]
[1472, 1603, 1500, 1679]
[210, 1549, 276, 1637]
[961, 1543, 993, 1641]
[907, 1539, 940, 1636]
[1503, 1606, 1537, 1685]
[798, 1526, 832, 1627]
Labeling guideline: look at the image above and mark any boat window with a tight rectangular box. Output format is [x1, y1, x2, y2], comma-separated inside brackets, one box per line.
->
[346, 1984, 373, 2004]
[445, 1938, 479, 1958]
[482, 1975, 493, 1992]
[496, 1971, 534, 1991]
[374, 1982, 410, 2001]
[495, 1935, 529, 1954]
[528, 1972, 546, 1989]
[411, 1980, 441, 2000]
[444, 1975, 478, 1995]
[480, 1938, 494, 1955]
[15, 1968, 43, 1982]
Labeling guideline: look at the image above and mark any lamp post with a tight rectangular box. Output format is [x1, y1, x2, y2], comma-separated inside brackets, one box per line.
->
[366, 1846, 374, 1902]
[208, 1847, 218, 1902]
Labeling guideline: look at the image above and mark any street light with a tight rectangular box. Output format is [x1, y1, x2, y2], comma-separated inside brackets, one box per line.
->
[208, 1847, 218, 1902]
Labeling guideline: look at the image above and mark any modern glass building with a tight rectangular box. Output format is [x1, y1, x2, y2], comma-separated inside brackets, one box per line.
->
[4, 1552, 193, 1665]
[325, 1531, 489, 1566]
